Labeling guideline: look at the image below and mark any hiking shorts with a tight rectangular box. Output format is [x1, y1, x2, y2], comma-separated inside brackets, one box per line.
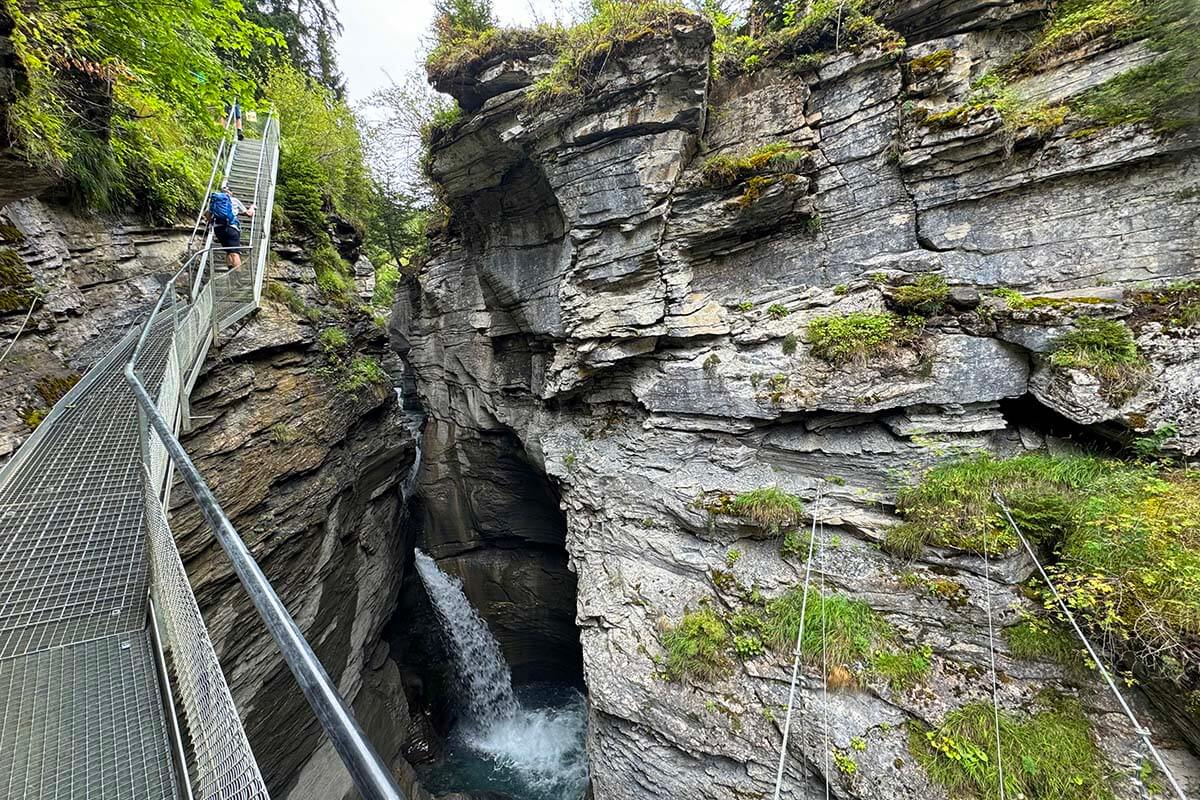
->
[214, 224, 241, 250]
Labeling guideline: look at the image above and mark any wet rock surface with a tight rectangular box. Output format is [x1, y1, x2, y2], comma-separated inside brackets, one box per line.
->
[400, 9, 1200, 800]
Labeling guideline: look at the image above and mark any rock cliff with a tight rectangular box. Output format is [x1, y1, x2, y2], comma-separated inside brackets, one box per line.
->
[398, 5, 1200, 799]
[0, 197, 423, 797]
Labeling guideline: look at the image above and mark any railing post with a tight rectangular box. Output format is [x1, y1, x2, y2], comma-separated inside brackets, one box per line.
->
[170, 284, 191, 433]
[208, 248, 220, 342]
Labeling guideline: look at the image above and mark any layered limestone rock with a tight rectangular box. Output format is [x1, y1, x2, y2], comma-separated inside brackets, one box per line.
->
[0, 198, 188, 462]
[171, 239, 421, 798]
[399, 8, 1200, 800]
[0, 193, 422, 797]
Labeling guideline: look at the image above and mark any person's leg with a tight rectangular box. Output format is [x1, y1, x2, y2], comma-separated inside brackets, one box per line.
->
[235, 101, 244, 140]
[228, 251, 241, 269]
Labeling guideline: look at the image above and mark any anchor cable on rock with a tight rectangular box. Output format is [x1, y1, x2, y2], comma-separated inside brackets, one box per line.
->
[993, 491, 1188, 800]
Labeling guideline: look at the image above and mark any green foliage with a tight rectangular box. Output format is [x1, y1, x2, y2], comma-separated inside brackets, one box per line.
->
[426, 25, 564, 85]
[435, 0, 494, 39]
[892, 274, 949, 316]
[661, 607, 731, 681]
[910, 696, 1112, 800]
[0, 248, 37, 312]
[339, 355, 388, 392]
[1131, 424, 1180, 458]
[725, 548, 742, 567]
[1060, 0, 1200, 134]
[767, 303, 790, 319]
[888, 453, 1110, 555]
[265, 63, 370, 230]
[733, 633, 764, 658]
[372, 262, 402, 308]
[1129, 281, 1200, 328]
[1018, 0, 1141, 68]
[781, 333, 799, 355]
[699, 141, 810, 189]
[726, 487, 805, 531]
[265, 279, 320, 322]
[907, 48, 954, 79]
[1078, 54, 1200, 133]
[21, 407, 47, 429]
[425, 103, 463, 139]
[4, 0, 277, 217]
[832, 750, 858, 776]
[805, 311, 920, 364]
[891, 453, 1200, 681]
[717, 0, 903, 77]
[527, 1, 694, 108]
[311, 244, 355, 300]
[319, 326, 349, 351]
[780, 528, 812, 559]
[1005, 617, 1090, 676]
[916, 72, 1068, 135]
[871, 645, 933, 691]
[1049, 317, 1144, 402]
[34, 373, 79, 406]
[270, 422, 301, 444]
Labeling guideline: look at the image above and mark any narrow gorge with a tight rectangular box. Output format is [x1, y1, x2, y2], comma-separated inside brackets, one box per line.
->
[0, 1, 1198, 799]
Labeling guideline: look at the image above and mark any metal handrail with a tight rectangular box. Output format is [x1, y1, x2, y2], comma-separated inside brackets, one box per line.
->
[125, 109, 406, 800]
[187, 105, 239, 252]
[124, 366, 404, 800]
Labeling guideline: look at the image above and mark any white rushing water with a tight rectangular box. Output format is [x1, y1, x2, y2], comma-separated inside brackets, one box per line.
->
[413, 549, 589, 799]
[414, 549, 518, 724]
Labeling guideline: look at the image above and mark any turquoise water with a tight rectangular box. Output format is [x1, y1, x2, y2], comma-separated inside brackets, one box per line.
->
[418, 682, 589, 800]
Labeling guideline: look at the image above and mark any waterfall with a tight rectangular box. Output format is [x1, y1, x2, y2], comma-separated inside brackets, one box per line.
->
[413, 549, 518, 725]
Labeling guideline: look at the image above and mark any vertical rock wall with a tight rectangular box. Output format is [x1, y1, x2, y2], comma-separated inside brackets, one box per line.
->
[400, 7, 1200, 800]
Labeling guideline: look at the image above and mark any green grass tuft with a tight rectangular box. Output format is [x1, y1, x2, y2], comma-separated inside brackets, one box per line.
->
[312, 244, 356, 301]
[892, 274, 949, 316]
[699, 142, 810, 190]
[1048, 317, 1144, 403]
[0, 249, 37, 313]
[1006, 617, 1091, 677]
[338, 356, 388, 392]
[910, 695, 1113, 799]
[661, 607, 731, 681]
[726, 487, 805, 532]
[806, 311, 921, 364]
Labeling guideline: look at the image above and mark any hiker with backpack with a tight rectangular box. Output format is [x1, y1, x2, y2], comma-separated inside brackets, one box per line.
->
[207, 182, 255, 269]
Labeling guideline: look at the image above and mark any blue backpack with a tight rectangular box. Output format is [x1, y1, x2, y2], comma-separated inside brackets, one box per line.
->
[210, 191, 238, 228]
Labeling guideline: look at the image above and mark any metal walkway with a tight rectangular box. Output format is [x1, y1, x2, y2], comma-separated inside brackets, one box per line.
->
[0, 111, 278, 800]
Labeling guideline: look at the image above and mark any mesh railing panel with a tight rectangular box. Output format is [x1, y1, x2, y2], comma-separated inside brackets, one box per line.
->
[141, 468, 269, 800]
[126, 118, 278, 800]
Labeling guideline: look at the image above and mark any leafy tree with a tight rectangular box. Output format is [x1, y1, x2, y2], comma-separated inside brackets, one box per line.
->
[263, 62, 368, 229]
[433, 0, 495, 44]
[4, 0, 279, 217]
[249, 0, 346, 96]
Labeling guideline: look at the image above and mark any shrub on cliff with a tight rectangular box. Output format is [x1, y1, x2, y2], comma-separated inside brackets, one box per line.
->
[910, 695, 1113, 800]
[889, 453, 1200, 684]
[805, 311, 920, 363]
[661, 607, 731, 681]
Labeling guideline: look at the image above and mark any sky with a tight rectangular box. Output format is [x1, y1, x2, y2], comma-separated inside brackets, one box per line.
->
[338, 0, 565, 105]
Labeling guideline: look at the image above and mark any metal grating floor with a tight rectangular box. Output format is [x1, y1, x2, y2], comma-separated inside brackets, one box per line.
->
[0, 318, 173, 659]
[0, 128, 274, 800]
[0, 631, 178, 800]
